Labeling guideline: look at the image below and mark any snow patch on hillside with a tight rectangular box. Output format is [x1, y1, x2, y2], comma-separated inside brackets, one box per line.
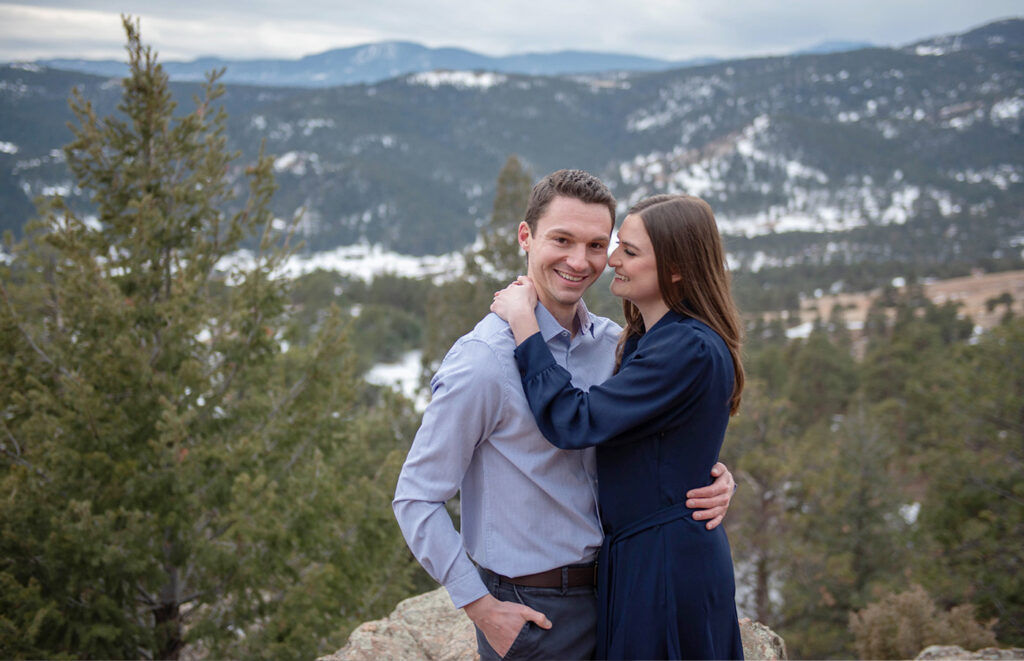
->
[272, 151, 321, 176]
[408, 71, 507, 89]
[221, 244, 466, 284]
[614, 109, 1003, 238]
[951, 165, 1023, 190]
[298, 117, 335, 135]
[991, 97, 1023, 131]
[625, 75, 726, 132]
[365, 350, 428, 410]
[354, 42, 398, 65]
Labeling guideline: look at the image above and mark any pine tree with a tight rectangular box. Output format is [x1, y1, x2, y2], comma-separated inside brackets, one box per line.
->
[467, 154, 533, 282]
[721, 377, 798, 626]
[915, 317, 1024, 647]
[0, 17, 422, 659]
[782, 326, 859, 430]
[778, 402, 914, 658]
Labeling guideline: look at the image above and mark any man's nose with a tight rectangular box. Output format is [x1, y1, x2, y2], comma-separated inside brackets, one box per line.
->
[565, 244, 588, 271]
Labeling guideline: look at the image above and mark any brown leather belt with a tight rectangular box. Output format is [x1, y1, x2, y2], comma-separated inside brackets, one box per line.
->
[496, 564, 597, 588]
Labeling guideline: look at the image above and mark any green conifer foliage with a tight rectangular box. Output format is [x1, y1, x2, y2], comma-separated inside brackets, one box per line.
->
[916, 317, 1024, 647]
[469, 154, 533, 282]
[0, 17, 421, 660]
[783, 326, 859, 429]
[721, 377, 798, 626]
[779, 403, 914, 658]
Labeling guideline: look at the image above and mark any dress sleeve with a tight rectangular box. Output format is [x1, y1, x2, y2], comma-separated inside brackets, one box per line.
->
[514, 324, 712, 449]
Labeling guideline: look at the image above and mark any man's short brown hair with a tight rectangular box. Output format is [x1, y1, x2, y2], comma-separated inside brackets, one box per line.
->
[523, 169, 616, 232]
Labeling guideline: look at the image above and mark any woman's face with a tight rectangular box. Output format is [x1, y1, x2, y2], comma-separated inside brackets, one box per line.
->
[608, 214, 662, 307]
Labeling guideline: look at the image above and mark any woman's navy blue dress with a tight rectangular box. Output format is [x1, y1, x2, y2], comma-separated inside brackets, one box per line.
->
[513, 310, 743, 660]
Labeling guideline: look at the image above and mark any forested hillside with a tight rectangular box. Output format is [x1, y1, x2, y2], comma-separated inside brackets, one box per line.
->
[723, 291, 1022, 658]
[3, 18, 1022, 263]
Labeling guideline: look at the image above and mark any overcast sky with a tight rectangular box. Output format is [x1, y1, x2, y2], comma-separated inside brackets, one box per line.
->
[1, 1, 1020, 63]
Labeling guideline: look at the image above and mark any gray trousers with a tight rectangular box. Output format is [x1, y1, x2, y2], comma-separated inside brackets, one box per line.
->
[475, 566, 598, 661]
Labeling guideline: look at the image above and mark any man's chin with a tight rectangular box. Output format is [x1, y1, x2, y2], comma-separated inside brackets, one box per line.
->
[534, 277, 594, 309]
[551, 286, 589, 307]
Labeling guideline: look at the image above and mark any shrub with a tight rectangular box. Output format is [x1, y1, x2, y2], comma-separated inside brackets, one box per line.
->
[849, 584, 998, 659]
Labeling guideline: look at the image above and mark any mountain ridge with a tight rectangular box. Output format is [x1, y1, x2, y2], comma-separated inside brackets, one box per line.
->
[19, 16, 1021, 90]
[24, 41, 718, 88]
[1, 19, 1021, 285]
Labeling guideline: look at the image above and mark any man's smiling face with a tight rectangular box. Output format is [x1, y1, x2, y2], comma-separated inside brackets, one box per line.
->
[519, 195, 613, 321]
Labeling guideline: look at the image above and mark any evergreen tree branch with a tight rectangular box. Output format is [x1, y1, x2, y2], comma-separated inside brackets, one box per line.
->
[0, 280, 68, 378]
[969, 476, 1024, 507]
[254, 374, 310, 444]
[135, 583, 156, 607]
[0, 436, 52, 484]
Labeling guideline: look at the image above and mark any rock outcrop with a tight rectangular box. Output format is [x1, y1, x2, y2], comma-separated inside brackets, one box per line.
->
[320, 588, 476, 661]
[320, 587, 788, 660]
[739, 617, 788, 660]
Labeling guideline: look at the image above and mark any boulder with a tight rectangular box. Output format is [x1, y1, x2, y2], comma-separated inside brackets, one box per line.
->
[319, 588, 476, 661]
[320, 587, 788, 660]
[739, 617, 788, 660]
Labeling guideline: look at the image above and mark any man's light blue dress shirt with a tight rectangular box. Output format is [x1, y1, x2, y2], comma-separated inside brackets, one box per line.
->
[393, 301, 621, 608]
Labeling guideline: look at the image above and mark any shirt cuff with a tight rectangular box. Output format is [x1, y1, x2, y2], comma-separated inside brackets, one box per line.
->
[513, 331, 557, 381]
[445, 567, 490, 609]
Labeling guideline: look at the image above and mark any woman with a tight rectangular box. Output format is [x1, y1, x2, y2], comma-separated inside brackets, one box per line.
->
[491, 194, 745, 660]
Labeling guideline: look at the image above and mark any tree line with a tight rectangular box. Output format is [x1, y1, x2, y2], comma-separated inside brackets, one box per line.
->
[725, 292, 1021, 658]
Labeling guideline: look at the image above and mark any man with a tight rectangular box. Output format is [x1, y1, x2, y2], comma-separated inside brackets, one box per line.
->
[393, 170, 735, 660]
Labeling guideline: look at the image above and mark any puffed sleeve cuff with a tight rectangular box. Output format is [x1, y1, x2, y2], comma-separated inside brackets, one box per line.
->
[445, 567, 491, 609]
[513, 331, 556, 380]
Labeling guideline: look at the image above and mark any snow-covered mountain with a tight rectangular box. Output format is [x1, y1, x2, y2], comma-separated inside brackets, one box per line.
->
[2, 19, 1021, 274]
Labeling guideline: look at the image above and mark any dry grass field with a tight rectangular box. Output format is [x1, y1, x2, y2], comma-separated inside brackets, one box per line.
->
[795, 270, 1024, 331]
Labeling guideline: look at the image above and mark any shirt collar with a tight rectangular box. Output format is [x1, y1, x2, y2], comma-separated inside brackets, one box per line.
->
[535, 299, 596, 341]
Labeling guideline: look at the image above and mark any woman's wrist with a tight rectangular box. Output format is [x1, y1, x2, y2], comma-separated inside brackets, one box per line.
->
[508, 310, 540, 346]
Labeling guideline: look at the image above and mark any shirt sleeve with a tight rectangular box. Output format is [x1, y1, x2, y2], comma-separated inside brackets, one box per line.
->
[513, 324, 713, 449]
[392, 338, 506, 608]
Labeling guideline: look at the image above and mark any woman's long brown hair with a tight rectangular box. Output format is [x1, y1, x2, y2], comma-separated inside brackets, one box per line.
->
[614, 194, 745, 414]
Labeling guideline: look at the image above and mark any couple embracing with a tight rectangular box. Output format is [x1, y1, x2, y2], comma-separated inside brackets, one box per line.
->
[394, 169, 745, 660]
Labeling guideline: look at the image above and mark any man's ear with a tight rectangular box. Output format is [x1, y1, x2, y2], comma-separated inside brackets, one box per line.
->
[517, 221, 531, 252]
